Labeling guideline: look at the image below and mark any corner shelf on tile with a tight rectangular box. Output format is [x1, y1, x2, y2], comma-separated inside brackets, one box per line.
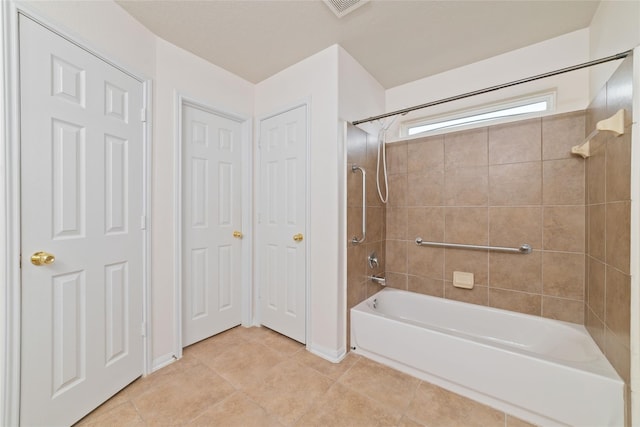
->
[571, 109, 625, 159]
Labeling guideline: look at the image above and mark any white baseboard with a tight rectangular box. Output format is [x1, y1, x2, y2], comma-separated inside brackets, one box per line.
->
[306, 343, 347, 363]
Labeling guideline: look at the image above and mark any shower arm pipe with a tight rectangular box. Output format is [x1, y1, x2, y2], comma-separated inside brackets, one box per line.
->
[352, 164, 366, 245]
[415, 238, 532, 254]
[351, 50, 632, 126]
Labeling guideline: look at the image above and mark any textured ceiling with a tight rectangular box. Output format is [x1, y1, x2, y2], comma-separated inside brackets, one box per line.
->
[116, 0, 600, 89]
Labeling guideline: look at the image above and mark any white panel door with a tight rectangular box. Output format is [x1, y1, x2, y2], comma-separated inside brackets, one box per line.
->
[182, 104, 242, 347]
[19, 16, 144, 426]
[258, 106, 307, 343]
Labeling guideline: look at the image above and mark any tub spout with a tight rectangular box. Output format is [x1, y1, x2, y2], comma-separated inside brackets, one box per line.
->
[369, 274, 386, 286]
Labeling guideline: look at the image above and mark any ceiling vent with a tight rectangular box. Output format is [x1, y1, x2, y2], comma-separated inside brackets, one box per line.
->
[323, 0, 370, 18]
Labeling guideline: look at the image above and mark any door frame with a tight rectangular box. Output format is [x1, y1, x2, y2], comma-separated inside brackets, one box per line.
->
[173, 94, 252, 359]
[1, 4, 153, 425]
[255, 100, 311, 343]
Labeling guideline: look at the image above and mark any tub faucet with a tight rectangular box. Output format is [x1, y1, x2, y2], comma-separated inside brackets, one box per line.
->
[369, 274, 386, 286]
[368, 252, 379, 269]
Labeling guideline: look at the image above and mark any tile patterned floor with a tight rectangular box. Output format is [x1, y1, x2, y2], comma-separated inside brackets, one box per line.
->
[76, 326, 535, 426]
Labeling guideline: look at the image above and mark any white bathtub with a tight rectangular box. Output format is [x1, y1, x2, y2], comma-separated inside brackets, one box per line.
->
[350, 288, 624, 426]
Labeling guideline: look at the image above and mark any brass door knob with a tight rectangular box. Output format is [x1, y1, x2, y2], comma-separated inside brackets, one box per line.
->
[31, 251, 55, 266]
[293, 233, 304, 242]
[233, 231, 243, 239]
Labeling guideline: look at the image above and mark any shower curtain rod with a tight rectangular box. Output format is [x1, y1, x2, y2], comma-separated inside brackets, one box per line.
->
[351, 49, 633, 126]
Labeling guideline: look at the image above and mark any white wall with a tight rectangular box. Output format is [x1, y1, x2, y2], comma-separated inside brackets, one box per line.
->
[255, 46, 343, 360]
[385, 29, 590, 139]
[17, 0, 156, 78]
[152, 38, 253, 366]
[589, 0, 640, 98]
[338, 46, 386, 126]
[1, 1, 256, 374]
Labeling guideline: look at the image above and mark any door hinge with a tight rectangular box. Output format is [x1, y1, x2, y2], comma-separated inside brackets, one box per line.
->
[140, 108, 147, 123]
[141, 322, 147, 337]
[140, 215, 146, 230]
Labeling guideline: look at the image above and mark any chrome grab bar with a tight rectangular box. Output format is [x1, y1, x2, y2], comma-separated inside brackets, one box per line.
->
[351, 164, 366, 244]
[415, 237, 532, 254]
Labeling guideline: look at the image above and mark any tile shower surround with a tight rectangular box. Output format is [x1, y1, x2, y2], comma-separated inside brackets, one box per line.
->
[359, 111, 588, 323]
[584, 56, 633, 398]
[346, 58, 632, 423]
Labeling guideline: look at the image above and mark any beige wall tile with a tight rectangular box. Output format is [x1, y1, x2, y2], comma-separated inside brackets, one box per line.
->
[347, 244, 366, 289]
[444, 128, 488, 169]
[588, 256, 606, 319]
[367, 206, 385, 242]
[347, 207, 361, 241]
[542, 158, 585, 205]
[588, 203, 606, 261]
[488, 118, 541, 165]
[542, 112, 585, 160]
[408, 135, 444, 173]
[385, 272, 408, 290]
[445, 207, 488, 245]
[586, 305, 605, 352]
[489, 251, 542, 293]
[605, 328, 631, 384]
[407, 170, 444, 206]
[386, 142, 408, 175]
[489, 162, 542, 206]
[542, 296, 584, 323]
[347, 168, 364, 208]
[408, 275, 444, 297]
[364, 168, 382, 208]
[489, 289, 541, 316]
[445, 283, 489, 306]
[407, 244, 444, 279]
[606, 133, 631, 203]
[444, 166, 488, 206]
[385, 240, 408, 274]
[542, 252, 584, 300]
[386, 173, 407, 207]
[407, 207, 444, 242]
[386, 207, 407, 240]
[543, 206, 585, 252]
[366, 280, 385, 297]
[605, 266, 631, 348]
[347, 279, 365, 310]
[606, 201, 630, 273]
[444, 248, 488, 286]
[489, 206, 541, 249]
[587, 143, 606, 204]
